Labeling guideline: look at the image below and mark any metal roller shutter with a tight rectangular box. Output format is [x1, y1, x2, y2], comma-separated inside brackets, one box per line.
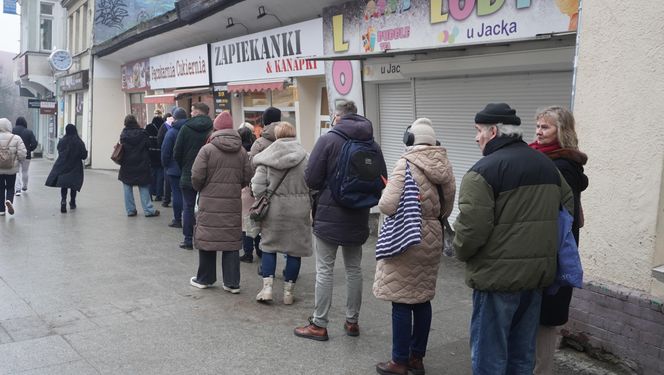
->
[414, 71, 573, 221]
[378, 82, 414, 177]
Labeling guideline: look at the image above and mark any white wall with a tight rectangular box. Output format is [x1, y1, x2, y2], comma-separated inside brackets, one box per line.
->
[573, 1, 664, 296]
[91, 57, 124, 170]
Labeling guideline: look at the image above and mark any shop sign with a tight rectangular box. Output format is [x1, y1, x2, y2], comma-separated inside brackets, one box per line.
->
[39, 101, 56, 115]
[323, 0, 577, 56]
[60, 70, 89, 92]
[121, 58, 150, 92]
[211, 19, 325, 83]
[363, 62, 406, 82]
[28, 99, 41, 108]
[213, 86, 231, 115]
[149, 44, 210, 90]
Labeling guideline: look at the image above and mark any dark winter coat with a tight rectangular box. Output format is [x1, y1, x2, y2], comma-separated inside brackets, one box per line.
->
[453, 136, 574, 292]
[191, 130, 252, 251]
[145, 119, 163, 168]
[12, 124, 38, 159]
[248, 124, 276, 162]
[157, 122, 171, 148]
[540, 148, 589, 326]
[118, 125, 152, 186]
[45, 125, 87, 191]
[161, 119, 185, 177]
[305, 114, 387, 246]
[173, 115, 213, 189]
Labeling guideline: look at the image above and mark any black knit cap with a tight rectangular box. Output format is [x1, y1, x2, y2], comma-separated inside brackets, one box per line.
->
[262, 107, 281, 126]
[474, 103, 521, 125]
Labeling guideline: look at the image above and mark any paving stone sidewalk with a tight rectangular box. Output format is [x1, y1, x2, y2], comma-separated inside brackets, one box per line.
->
[0, 160, 609, 374]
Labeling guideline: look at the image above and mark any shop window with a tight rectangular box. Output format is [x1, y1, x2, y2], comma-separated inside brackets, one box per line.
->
[242, 88, 297, 128]
[243, 91, 269, 107]
[272, 86, 296, 108]
[130, 93, 147, 126]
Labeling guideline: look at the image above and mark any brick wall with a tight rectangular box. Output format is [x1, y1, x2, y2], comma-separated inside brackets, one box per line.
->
[562, 280, 664, 375]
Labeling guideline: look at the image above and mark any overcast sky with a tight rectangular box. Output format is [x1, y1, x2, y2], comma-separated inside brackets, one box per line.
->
[0, 11, 21, 54]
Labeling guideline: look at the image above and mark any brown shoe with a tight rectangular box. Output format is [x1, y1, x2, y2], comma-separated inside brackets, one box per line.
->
[376, 360, 408, 375]
[294, 320, 328, 341]
[408, 356, 425, 375]
[344, 320, 360, 337]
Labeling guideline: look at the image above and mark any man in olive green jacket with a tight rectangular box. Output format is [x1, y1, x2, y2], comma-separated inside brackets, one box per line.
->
[453, 103, 573, 375]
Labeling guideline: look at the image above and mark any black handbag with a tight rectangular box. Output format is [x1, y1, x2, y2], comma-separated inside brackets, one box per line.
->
[436, 184, 455, 257]
[249, 167, 291, 221]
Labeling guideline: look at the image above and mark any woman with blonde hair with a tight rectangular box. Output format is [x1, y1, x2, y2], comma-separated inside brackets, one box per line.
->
[530, 106, 588, 374]
[251, 122, 312, 304]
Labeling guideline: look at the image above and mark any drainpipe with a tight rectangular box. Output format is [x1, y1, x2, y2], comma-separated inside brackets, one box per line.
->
[570, 0, 583, 111]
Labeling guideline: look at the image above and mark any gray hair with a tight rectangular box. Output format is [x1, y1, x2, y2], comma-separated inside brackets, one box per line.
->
[478, 123, 523, 138]
[335, 100, 357, 117]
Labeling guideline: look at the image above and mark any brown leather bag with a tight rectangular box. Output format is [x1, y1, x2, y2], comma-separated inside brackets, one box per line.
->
[249, 167, 291, 221]
[111, 142, 123, 165]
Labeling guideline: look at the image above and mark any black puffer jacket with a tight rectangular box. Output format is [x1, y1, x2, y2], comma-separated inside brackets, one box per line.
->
[118, 125, 152, 186]
[539, 148, 588, 326]
[305, 114, 386, 246]
[45, 125, 87, 191]
[12, 124, 38, 159]
[145, 117, 163, 168]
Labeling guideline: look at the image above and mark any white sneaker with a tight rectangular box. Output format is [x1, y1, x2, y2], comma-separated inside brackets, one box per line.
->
[223, 285, 241, 294]
[14, 191, 21, 196]
[0, 212, 5, 216]
[5, 201, 14, 215]
[189, 277, 210, 289]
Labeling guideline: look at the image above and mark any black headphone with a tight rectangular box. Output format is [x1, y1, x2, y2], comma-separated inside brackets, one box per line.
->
[403, 125, 414, 146]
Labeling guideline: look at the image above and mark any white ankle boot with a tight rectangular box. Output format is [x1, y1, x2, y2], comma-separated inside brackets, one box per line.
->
[283, 281, 295, 305]
[256, 277, 273, 302]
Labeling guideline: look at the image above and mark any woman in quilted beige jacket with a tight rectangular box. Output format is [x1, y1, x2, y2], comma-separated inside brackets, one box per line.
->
[374, 118, 455, 375]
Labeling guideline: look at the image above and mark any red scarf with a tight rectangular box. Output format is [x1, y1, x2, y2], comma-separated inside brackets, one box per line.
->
[529, 140, 561, 154]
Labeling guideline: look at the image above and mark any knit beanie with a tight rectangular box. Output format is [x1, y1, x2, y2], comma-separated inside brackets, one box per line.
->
[410, 118, 436, 146]
[474, 103, 521, 125]
[173, 107, 188, 120]
[262, 107, 281, 126]
[238, 122, 254, 132]
[213, 112, 234, 130]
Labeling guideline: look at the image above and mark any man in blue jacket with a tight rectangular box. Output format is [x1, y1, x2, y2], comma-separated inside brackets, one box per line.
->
[161, 107, 188, 231]
[294, 101, 386, 341]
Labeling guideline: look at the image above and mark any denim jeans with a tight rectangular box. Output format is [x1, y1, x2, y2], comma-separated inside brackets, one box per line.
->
[242, 232, 262, 257]
[470, 289, 542, 375]
[261, 252, 301, 282]
[150, 167, 164, 198]
[168, 175, 183, 224]
[196, 250, 240, 288]
[0, 174, 16, 211]
[181, 185, 197, 246]
[122, 184, 156, 216]
[392, 301, 432, 364]
[312, 236, 363, 328]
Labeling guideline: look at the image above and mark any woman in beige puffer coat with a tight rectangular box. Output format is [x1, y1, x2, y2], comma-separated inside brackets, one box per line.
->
[0, 118, 27, 216]
[374, 118, 455, 375]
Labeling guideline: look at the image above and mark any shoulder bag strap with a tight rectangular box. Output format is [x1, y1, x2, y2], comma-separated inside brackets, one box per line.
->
[4, 135, 14, 148]
[435, 183, 446, 219]
[265, 167, 292, 199]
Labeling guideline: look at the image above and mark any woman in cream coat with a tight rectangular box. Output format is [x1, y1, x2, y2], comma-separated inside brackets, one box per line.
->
[374, 118, 455, 375]
[0, 118, 27, 216]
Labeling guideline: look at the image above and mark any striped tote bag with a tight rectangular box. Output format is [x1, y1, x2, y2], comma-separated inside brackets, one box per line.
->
[375, 161, 422, 260]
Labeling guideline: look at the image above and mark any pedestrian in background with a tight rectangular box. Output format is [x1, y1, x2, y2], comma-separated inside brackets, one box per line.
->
[118, 114, 160, 218]
[294, 100, 387, 341]
[252, 122, 312, 305]
[12, 116, 38, 196]
[161, 108, 187, 229]
[174, 103, 213, 250]
[0, 118, 26, 216]
[146, 115, 165, 201]
[158, 112, 174, 207]
[530, 106, 588, 375]
[189, 111, 252, 293]
[238, 123, 262, 263]
[374, 118, 455, 375]
[45, 124, 88, 213]
[453, 103, 573, 375]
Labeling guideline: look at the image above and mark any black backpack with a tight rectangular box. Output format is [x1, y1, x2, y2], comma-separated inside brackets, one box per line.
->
[328, 129, 385, 209]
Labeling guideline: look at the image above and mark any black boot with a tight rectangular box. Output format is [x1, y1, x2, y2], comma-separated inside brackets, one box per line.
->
[60, 200, 67, 213]
[70, 200, 76, 210]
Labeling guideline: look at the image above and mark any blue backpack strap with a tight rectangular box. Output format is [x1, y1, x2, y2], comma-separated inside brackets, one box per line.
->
[329, 128, 349, 141]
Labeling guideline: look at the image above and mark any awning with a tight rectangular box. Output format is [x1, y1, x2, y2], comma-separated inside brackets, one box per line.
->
[227, 79, 288, 93]
[144, 94, 175, 104]
[173, 87, 211, 96]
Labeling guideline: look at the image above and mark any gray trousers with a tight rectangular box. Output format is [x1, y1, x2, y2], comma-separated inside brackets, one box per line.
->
[14, 159, 30, 191]
[312, 236, 363, 328]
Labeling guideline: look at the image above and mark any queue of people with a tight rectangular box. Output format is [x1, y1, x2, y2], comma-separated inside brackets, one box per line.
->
[0, 97, 587, 375]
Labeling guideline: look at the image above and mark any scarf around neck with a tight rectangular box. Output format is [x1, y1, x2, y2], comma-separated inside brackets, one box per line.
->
[529, 140, 561, 154]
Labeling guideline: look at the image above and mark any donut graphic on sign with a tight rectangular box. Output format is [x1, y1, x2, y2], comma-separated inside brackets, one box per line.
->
[332, 60, 353, 96]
